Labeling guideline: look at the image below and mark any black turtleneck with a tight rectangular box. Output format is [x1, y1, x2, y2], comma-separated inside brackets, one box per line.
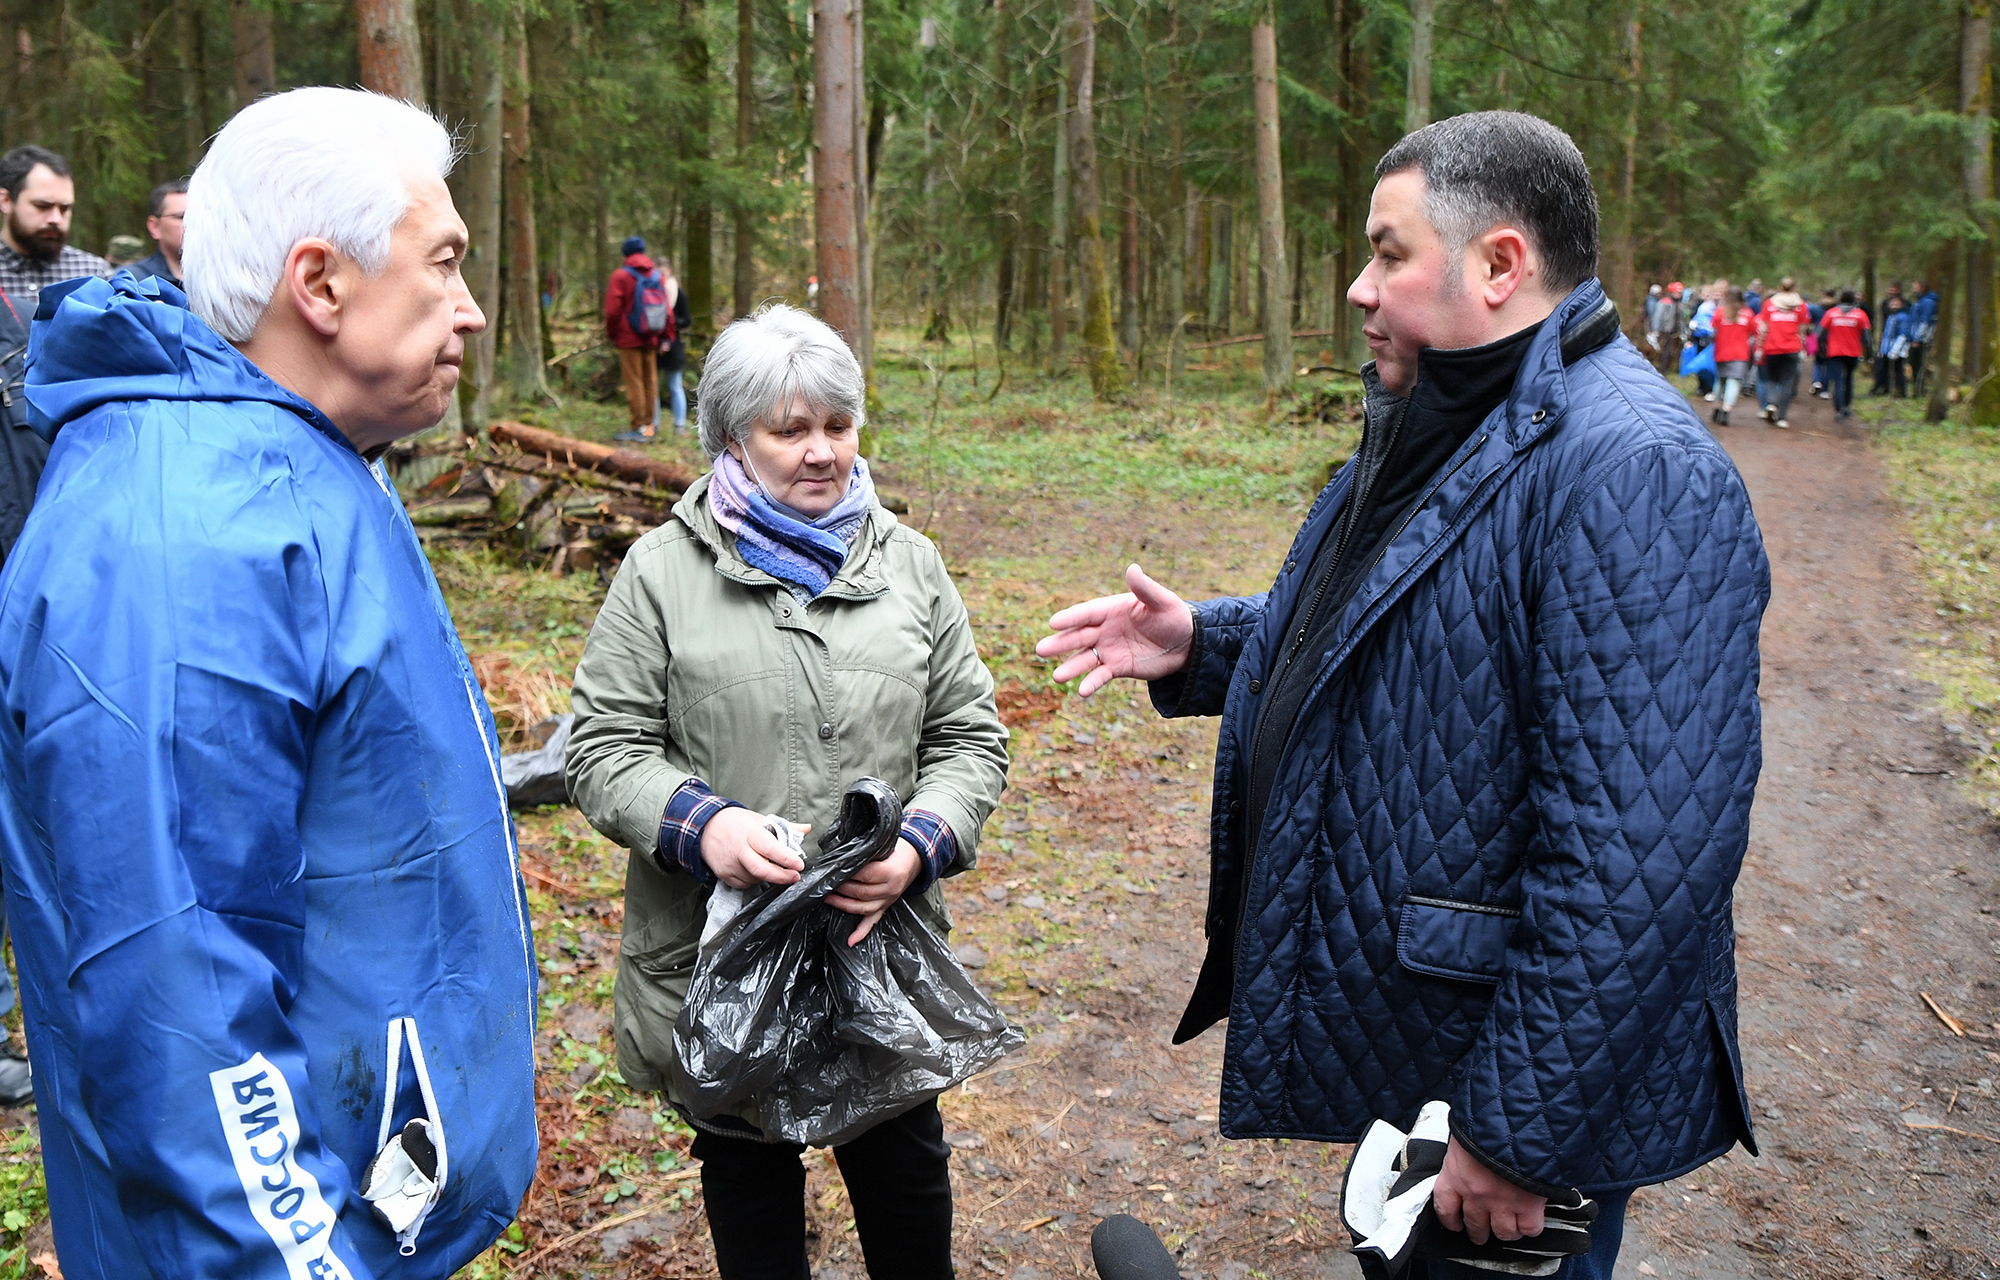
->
[1241, 321, 1538, 858]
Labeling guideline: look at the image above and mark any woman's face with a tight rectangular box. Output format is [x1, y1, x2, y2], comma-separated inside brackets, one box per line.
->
[731, 393, 859, 518]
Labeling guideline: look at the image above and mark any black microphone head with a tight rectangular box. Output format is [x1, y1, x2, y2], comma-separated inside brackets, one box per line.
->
[1091, 1213, 1180, 1280]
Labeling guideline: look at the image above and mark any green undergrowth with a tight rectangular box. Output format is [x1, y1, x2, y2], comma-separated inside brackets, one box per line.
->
[1866, 395, 2000, 809]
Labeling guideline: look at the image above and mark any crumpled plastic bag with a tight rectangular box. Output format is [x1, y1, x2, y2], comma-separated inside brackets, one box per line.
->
[500, 713, 572, 808]
[670, 777, 1024, 1147]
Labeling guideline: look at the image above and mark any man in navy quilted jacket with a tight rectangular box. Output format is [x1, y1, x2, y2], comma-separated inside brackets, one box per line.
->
[1040, 112, 1767, 1278]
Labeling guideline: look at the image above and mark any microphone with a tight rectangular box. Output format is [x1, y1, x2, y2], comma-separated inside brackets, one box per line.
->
[1091, 1214, 1181, 1280]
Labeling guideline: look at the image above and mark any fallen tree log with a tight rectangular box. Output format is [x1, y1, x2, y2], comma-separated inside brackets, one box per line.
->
[490, 421, 697, 493]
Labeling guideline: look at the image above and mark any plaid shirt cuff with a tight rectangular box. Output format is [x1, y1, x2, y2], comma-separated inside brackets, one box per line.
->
[901, 810, 959, 894]
[656, 778, 740, 882]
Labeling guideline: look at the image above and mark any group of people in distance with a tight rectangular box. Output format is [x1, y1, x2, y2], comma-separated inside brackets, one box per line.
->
[1647, 275, 1939, 428]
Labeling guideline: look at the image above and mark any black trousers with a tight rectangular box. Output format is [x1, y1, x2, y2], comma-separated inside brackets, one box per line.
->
[692, 1099, 954, 1280]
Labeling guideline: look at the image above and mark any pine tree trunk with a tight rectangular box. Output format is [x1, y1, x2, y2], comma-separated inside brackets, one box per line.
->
[1927, 245, 1959, 422]
[1962, 0, 1992, 381]
[1403, 0, 1433, 134]
[853, 14, 876, 382]
[460, 5, 503, 429]
[680, 0, 714, 346]
[1251, 11, 1290, 394]
[1612, 4, 1642, 324]
[811, 0, 862, 354]
[1207, 204, 1230, 332]
[357, 0, 425, 102]
[1119, 160, 1140, 352]
[1166, 78, 1188, 378]
[732, 0, 755, 318]
[231, 1, 275, 109]
[1050, 70, 1070, 372]
[991, 0, 1015, 351]
[180, 2, 209, 168]
[1067, 0, 1122, 400]
[503, 10, 550, 401]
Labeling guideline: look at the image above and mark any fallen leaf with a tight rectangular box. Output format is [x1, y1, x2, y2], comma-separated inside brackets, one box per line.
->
[1637, 1264, 1659, 1277]
[31, 1253, 60, 1280]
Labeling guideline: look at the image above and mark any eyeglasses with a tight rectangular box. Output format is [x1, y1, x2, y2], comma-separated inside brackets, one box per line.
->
[156, 212, 185, 222]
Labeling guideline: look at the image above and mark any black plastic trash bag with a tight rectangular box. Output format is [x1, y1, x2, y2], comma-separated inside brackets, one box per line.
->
[669, 778, 1024, 1147]
[500, 713, 572, 808]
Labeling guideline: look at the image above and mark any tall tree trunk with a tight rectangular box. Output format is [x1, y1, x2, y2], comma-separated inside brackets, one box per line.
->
[680, 0, 714, 346]
[1403, 0, 1433, 134]
[1963, 0, 1992, 380]
[811, 0, 862, 354]
[459, 5, 503, 429]
[854, 18, 875, 382]
[357, 0, 425, 101]
[991, 0, 1016, 351]
[732, 0, 756, 318]
[1926, 244, 1960, 422]
[1119, 159, 1140, 351]
[1067, 0, 1122, 399]
[231, 1, 275, 109]
[1207, 204, 1231, 331]
[180, 1, 209, 168]
[1050, 70, 1070, 372]
[503, 9, 550, 401]
[1166, 38, 1188, 378]
[1612, 3, 1641, 322]
[1251, 10, 1290, 395]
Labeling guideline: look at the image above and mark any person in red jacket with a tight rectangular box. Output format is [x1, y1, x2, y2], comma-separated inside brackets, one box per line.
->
[1819, 289, 1871, 421]
[1709, 287, 1755, 427]
[1757, 276, 1811, 428]
[605, 235, 667, 441]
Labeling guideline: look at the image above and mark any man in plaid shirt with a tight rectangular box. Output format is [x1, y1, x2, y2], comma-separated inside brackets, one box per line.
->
[0, 145, 110, 315]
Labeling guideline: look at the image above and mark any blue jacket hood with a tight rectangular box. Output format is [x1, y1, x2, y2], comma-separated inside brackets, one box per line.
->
[25, 271, 345, 447]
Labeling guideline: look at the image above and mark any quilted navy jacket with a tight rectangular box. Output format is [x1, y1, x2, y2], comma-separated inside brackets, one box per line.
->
[1155, 280, 1767, 1194]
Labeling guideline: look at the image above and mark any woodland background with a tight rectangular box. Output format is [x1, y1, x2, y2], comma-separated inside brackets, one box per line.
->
[6, 0, 2000, 417]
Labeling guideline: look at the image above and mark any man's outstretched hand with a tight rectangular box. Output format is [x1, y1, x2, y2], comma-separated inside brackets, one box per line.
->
[1432, 1137, 1548, 1245]
[1035, 564, 1194, 697]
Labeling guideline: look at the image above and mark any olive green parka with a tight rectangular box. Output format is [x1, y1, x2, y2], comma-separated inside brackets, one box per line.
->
[565, 473, 1009, 1128]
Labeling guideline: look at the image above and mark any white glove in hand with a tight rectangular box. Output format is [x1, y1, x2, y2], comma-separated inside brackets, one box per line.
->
[1341, 1101, 1597, 1279]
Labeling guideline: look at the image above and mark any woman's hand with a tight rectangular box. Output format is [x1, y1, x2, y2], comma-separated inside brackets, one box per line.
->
[824, 840, 922, 946]
[1035, 563, 1194, 697]
[699, 808, 807, 889]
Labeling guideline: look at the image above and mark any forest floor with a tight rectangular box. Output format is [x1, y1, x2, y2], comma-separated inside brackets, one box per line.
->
[2, 336, 1998, 1280]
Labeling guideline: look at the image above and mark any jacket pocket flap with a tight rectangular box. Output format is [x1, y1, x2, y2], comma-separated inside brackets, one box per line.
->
[1396, 895, 1519, 985]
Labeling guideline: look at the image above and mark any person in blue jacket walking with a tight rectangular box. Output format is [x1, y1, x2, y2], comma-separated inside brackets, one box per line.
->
[0, 87, 538, 1279]
[1040, 113, 1767, 1278]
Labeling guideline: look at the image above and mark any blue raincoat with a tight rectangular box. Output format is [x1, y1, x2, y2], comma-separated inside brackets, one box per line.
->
[0, 275, 538, 1279]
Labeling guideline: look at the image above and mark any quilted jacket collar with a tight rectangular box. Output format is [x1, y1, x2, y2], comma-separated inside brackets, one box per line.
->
[1500, 278, 1618, 450]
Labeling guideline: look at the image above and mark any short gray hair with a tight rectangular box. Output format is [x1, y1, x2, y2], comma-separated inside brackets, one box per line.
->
[697, 304, 867, 460]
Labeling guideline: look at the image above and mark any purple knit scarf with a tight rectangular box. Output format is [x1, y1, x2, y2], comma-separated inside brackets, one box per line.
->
[708, 452, 876, 598]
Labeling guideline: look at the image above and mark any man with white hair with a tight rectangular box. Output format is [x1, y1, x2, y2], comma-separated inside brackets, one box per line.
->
[0, 87, 537, 1279]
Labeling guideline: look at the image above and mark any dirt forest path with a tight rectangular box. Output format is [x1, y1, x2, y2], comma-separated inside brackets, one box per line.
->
[906, 385, 2000, 1280]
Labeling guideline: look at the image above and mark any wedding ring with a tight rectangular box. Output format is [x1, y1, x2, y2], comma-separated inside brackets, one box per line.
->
[1092, 647, 1103, 667]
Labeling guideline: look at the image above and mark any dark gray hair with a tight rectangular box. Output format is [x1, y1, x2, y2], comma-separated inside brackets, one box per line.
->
[697, 304, 867, 461]
[149, 178, 189, 218]
[0, 145, 70, 201]
[1374, 111, 1599, 294]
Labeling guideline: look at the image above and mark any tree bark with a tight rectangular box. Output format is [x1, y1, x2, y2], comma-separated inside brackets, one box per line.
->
[680, 0, 714, 346]
[1251, 11, 1290, 394]
[1050, 69, 1070, 372]
[357, 0, 426, 102]
[1927, 243, 1959, 422]
[811, 0, 862, 354]
[853, 9, 875, 382]
[1403, 0, 1433, 134]
[1166, 50, 1188, 378]
[460, 5, 503, 429]
[1119, 159, 1140, 351]
[1962, 0, 1992, 380]
[1067, 0, 1122, 399]
[1612, 3, 1642, 323]
[991, 0, 1016, 351]
[1207, 204, 1231, 332]
[231, 1, 275, 109]
[732, 0, 756, 318]
[503, 9, 550, 401]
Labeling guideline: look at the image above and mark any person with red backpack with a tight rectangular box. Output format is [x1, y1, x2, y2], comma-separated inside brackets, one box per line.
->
[606, 235, 673, 441]
[1756, 277, 1811, 429]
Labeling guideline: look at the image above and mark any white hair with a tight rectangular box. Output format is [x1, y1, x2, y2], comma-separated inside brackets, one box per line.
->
[697, 304, 867, 461]
[183, 87, 459, 343]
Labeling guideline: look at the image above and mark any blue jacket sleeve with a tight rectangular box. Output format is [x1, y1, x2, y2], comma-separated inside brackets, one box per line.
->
[1449, 440, 1768, 1193]
[1148, 594, 1267, 719]
[3, 428, 375, 1278]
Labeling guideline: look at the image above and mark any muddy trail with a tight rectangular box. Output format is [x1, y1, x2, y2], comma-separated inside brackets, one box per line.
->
[498, 385, 1998, 1279]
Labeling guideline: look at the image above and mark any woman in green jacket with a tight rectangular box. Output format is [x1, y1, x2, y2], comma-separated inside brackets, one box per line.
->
[566, 303, 1009, 1280]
